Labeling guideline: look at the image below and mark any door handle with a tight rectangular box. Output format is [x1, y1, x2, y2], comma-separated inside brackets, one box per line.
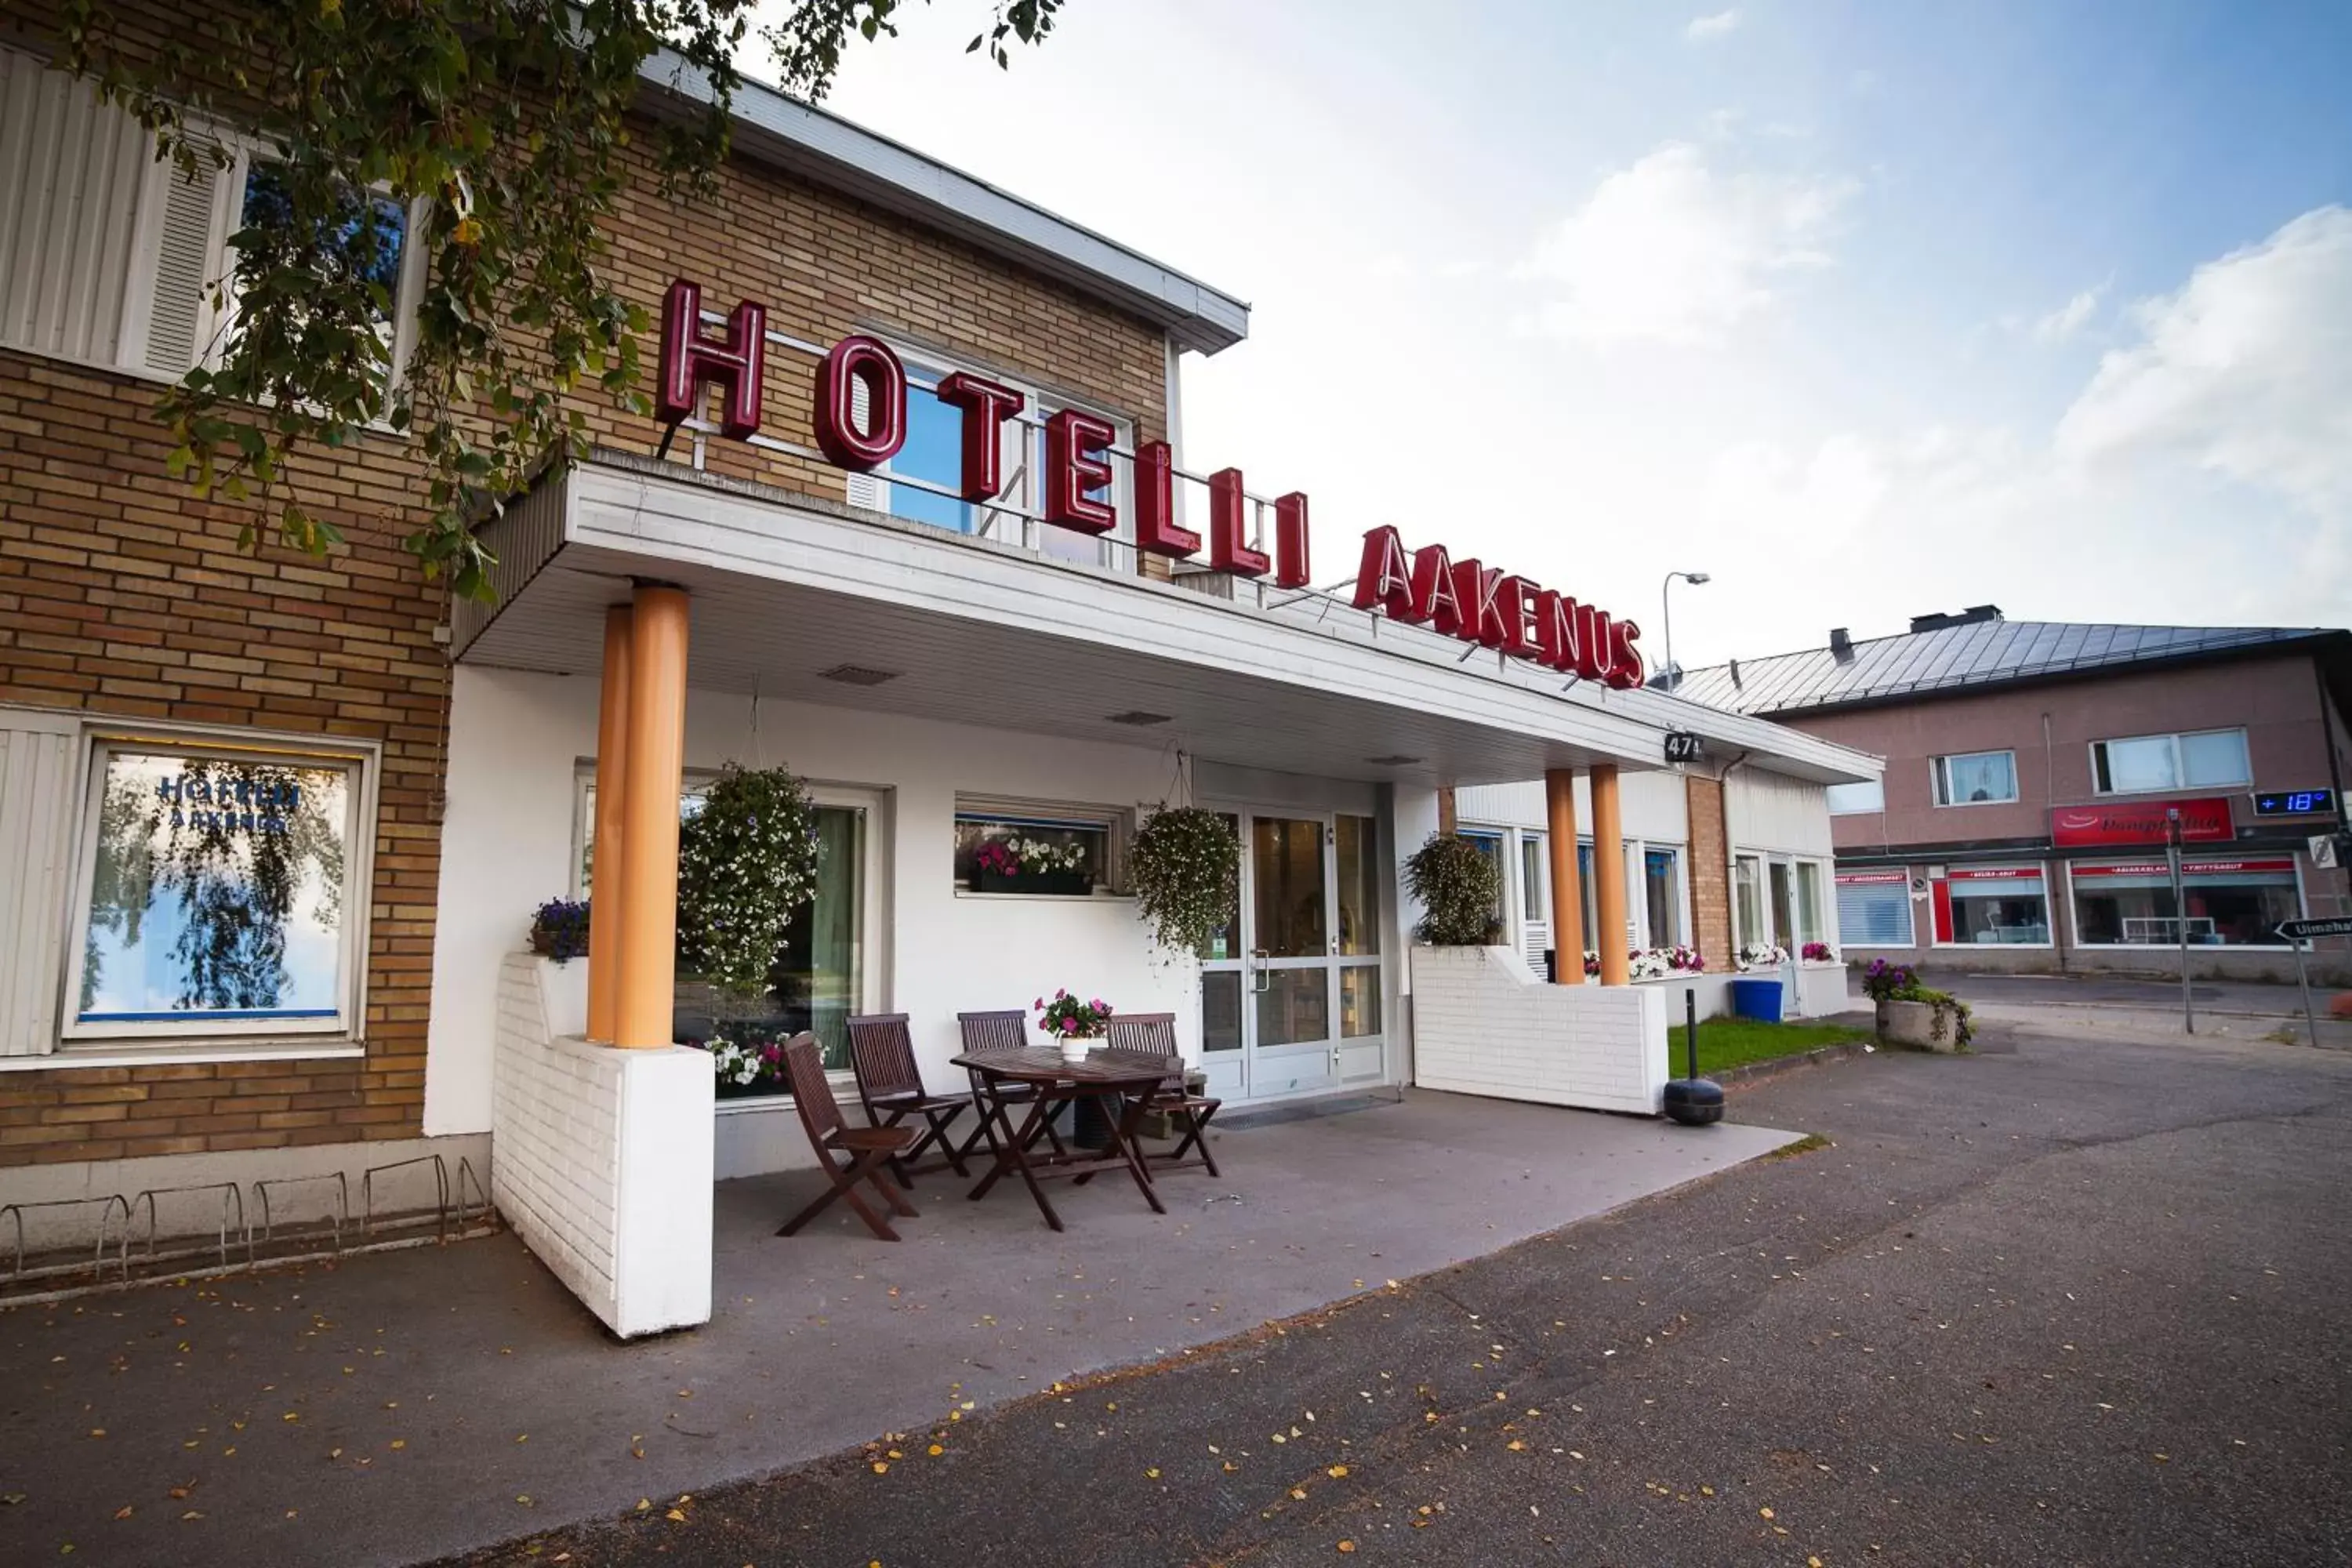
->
[1250, 949, 1271, 993]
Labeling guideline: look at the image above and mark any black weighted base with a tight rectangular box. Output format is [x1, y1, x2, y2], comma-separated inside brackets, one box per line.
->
[1663, 1077, 1725, 1127]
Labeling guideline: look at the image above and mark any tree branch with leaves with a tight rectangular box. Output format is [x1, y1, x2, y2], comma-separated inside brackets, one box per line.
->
[49, 0, 1065, 600]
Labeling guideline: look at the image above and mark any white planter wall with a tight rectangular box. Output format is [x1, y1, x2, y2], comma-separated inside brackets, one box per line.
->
[1409, 946, 1668, 1115]
[1795, 963, 1853, 1018]
[489, 954, 714, 1338]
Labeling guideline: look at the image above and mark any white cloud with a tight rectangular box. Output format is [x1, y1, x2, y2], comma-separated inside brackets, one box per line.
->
[2031, 284, 2103, 342]
[1518, 143, 1854, 347]
[1685, 10, 1742, 42]
[2056, 205, 2352, 519]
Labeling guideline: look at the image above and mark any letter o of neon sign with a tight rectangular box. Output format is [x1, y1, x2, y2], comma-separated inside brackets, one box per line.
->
[813, 334, 908, 471]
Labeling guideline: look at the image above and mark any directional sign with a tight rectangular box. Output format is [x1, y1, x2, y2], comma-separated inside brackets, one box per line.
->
[2277, 916, 2352, 942]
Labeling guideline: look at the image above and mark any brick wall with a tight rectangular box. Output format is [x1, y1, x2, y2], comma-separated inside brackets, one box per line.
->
[1685, 774, 1732, 961]
[1410, 946, 1668, 1115]
[0, 66, 1179, 1170]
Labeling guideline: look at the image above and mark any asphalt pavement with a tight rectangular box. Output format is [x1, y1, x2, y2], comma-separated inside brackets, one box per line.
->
[429, 1016, 2352, 1568]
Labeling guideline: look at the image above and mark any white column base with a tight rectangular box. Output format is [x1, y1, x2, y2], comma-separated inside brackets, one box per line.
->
[490, 955, 713, 1338]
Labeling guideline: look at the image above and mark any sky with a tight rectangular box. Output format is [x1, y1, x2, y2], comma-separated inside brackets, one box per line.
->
[786, 0, 2351, 672]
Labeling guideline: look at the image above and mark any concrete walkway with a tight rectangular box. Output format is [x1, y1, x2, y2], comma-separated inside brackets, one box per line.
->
[1926, 969, 2352, 1048]
[0, 1091, 1794, 1568]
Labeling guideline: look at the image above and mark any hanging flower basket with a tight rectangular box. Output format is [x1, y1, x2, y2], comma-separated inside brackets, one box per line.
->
[1404, 833, 1502, 946]
[676, 763, 821, 999]
[1128, 807, 1240, 955]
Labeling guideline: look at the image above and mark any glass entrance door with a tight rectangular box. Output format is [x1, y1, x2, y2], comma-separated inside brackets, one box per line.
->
[1196, 808, 1386, 1103]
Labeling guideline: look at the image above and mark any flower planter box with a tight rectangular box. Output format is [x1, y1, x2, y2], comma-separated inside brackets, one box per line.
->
[970, 869, 1094, 897]
[1876, 997, 1962, 1051]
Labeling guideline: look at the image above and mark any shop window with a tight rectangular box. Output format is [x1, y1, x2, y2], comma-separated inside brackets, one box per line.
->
[1932, 750, 2018, 806]
[954, 800, 1123, 897]
[1826, 779, 1885, 815]
[2071, 858, 2299, 947]
[2091, 728, 2249, 795]
[1642, 847, 1682, 949]
[67, 737, 368, 1040]
[1835, 872, 1915, 946]
[1936, 866, 2049, 946]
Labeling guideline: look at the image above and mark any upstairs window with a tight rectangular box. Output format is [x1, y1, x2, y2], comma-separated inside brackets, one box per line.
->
[1825, 779, 1884, 815]
[1932, 750, 2018, 806]
[2091, 728, 2250, 795]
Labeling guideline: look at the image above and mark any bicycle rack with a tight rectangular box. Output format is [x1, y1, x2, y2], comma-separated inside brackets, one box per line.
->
[0, 1194, 132, 1287]
[252, 1170, 349, 1255]
[127, 1182, 249, 1273]
[454, 1156, 490, 1229]
[360, 1154, 449, 1243]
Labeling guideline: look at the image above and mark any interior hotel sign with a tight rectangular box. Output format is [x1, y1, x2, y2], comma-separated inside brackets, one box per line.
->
[656, 278, 1646, 690]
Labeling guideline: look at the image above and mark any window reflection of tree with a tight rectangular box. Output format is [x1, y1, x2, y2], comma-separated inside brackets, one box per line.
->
[82, 757, 344, 1014]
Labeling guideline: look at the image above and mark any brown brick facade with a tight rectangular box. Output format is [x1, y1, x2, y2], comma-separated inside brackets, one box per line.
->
[1684, 774, 1732, 962]
[0, 72, 1177, 1169]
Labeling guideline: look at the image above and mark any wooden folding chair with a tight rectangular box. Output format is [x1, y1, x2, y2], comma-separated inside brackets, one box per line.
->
[1102, 1011, 1222, 1178]
[847, 1013, 971, 1186]
[775, 1033, 920, 1243]
[956, 1010, 1069, 1162]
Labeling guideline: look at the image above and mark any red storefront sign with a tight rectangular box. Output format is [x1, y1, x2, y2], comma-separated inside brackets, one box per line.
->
[2049, 796, 2235, 848]
[657, 279, 1639, 676]
[1947, 866, 2045, 880]
[1835, 870, 1907, 885]
[2070, 858, 2293, 879]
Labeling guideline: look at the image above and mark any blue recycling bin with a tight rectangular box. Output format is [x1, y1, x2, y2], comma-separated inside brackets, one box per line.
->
[1728, 977, 1784, 1023]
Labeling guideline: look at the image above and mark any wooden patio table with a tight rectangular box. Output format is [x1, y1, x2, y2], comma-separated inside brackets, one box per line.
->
[950, 1047, 1170, 1232]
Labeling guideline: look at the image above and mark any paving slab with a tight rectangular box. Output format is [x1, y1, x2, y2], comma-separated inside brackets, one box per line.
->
[0, 1089, 1792, 1568]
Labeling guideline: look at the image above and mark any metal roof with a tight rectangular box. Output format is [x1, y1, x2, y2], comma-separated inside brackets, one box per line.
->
[1672, 620, 2345, 718]
[637, 49, 1251, 355]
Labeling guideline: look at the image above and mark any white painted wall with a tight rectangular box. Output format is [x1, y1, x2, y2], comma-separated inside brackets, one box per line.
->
[426, 664, 1200, 1138]
[1725, 768, 1833, 857]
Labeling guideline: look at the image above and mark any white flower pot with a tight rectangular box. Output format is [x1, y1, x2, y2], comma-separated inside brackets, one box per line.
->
[1059, 1035, 1096, 1064]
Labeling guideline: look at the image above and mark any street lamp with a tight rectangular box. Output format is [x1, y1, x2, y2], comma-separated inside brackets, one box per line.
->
[1660, 570, 1711, 691]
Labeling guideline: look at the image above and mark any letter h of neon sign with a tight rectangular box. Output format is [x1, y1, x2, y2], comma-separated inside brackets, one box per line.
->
[655, 278, 767, 439]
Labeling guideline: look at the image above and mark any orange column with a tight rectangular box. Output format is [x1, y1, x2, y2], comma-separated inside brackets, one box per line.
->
[613, 585, 691, 1049]
[1590, 764, 1630, 985]
[585, 605, 634, 1044]
[1544, 768, 1584, 983]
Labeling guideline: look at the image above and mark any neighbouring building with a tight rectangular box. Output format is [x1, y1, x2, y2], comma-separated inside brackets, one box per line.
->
[0, 34, 1875, 1329]
[1673, 608, 2352, 985]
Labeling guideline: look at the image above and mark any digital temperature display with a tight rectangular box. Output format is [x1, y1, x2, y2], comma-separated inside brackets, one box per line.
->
[2252, 789, 2336, 816]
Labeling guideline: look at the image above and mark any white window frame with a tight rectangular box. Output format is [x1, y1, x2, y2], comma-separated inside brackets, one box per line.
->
[1931, 750, 2020, 808]
[953, 793, 1133, 899]
[2062, 856, 2304, 951]
[59, 725, 376, 1044]
[1834, 871, 1916, 949]
[1629, 839, 1689, 952]
[2089, 728, 2252, 797]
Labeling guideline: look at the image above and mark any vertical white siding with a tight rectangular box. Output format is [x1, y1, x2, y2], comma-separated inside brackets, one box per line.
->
[0, 717, 80, 1056]
[1726, 768, 1832, 855]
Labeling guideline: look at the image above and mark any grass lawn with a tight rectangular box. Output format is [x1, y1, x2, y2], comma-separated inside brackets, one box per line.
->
[1668, 1017, 1874, 1076]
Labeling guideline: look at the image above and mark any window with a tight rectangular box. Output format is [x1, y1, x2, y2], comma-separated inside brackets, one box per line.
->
[1826, 779, 1885, 815]
[1835, 872, 1915, 947]
[1519, 833, 1548, 924]
[230, 160, 418, 397]
[579, 771, 877, 1073]
[1933, 750, 2019, 806]
[1337, 814, 1381, 1037]
[2071, 858, 2299, 947]
[955, 800, 1123, 897]
[862, 354, 1133, 568]
[1795, 862, 1825, 946]
[67, 736, 368, 1039]
[0, 49, 425, 387]
[1935, 865, 2049, 946]
[1734, 854, 1763, 946]
[1642, 847, 1682, 949]
[2090, 729, 2250, 795]
[1577, 840, 1598, 952]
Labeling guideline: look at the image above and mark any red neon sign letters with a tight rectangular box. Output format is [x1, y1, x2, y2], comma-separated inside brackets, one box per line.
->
[659, 278, 1639, 683]
[1354, 525, 1643, 688]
